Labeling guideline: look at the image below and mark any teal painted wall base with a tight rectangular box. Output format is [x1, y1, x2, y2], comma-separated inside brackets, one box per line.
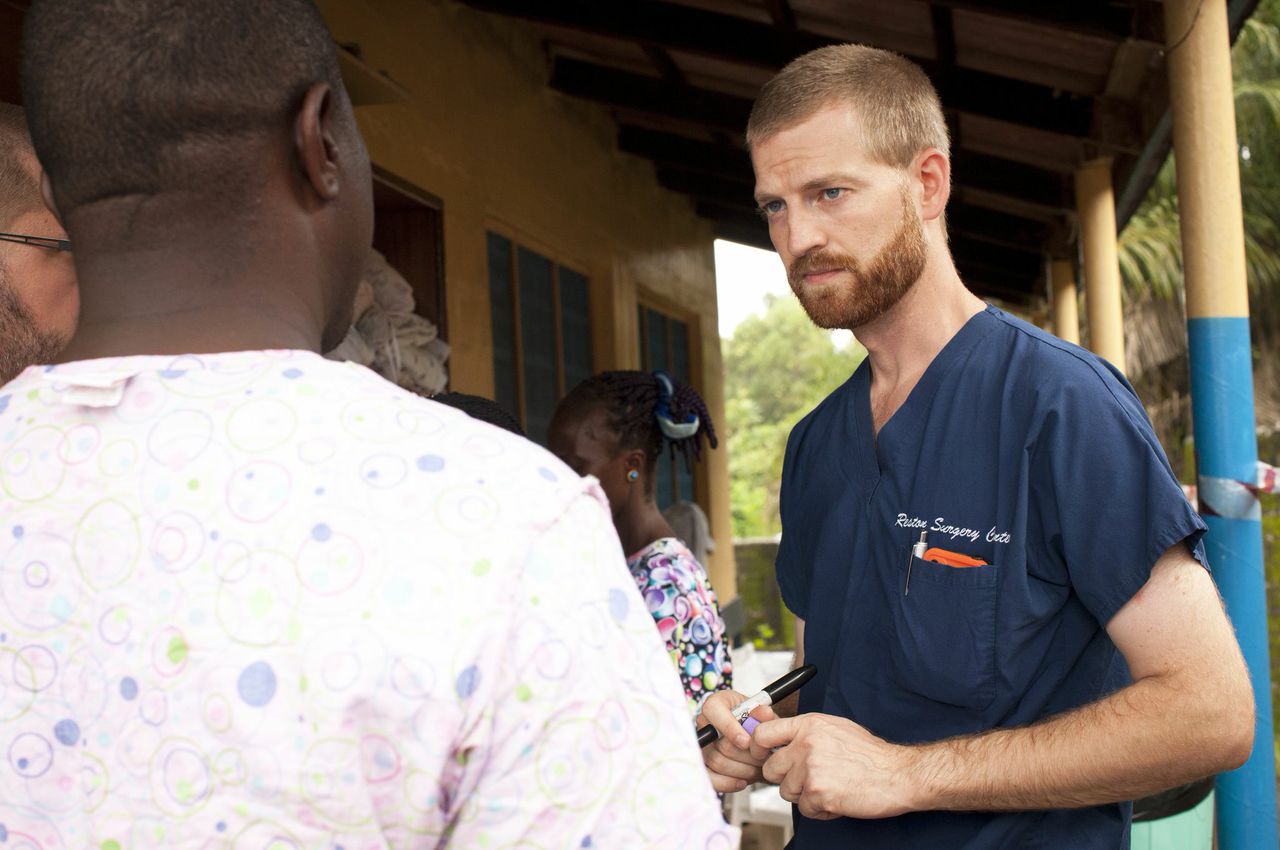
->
[1131, 792, 1214, 850]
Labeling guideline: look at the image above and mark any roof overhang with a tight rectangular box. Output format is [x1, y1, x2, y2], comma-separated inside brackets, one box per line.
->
[461, 0, 1261, 310]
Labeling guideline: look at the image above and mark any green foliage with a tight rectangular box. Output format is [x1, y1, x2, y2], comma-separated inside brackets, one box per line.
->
[1119, 0, 1280, 334]
[723, 294, 865, 538]
[1265, 490, 1280, 763]
[1261, 431, 1280, 768]
[1117, 160, 1183, 301]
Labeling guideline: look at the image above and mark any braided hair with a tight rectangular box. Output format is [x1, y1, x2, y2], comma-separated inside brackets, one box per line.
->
[559, 371, 718, 482]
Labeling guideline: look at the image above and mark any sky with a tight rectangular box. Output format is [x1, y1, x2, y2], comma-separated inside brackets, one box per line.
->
[713, 239, 854, 347]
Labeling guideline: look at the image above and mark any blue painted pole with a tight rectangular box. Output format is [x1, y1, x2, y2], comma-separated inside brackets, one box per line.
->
[1166, 0, 1277, 845]
[1189, 320, 1276, 849]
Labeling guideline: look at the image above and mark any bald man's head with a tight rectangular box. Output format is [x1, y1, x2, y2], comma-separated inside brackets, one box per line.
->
[0, 103, 78, 384]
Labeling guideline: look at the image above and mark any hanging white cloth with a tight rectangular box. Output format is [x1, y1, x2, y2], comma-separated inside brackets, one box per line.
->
[324, 248, 449, 396]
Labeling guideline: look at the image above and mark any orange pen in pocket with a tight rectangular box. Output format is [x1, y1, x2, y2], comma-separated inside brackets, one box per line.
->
[923, 547, 989, 568]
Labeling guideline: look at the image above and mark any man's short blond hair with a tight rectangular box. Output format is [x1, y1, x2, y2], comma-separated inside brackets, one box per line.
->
[747, 44, 950, 168]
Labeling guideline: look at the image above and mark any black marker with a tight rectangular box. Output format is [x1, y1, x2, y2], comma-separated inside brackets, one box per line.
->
[696, 664, 817, 747]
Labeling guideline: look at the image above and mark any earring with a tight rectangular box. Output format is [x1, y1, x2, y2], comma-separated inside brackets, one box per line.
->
[627, 469, 640, 482]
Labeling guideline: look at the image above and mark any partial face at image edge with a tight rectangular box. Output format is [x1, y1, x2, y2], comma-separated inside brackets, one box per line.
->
[0, 152, 78, 383]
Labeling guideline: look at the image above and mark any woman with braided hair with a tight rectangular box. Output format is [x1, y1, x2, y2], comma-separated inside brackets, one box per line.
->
[549, 370, 733, 713]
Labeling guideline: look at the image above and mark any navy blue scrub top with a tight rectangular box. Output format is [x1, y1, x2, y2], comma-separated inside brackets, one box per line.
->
[776, 306, 1206, 850]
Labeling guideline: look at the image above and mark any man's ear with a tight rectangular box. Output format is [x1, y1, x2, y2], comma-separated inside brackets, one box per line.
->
[39, 170, 64, 225]
[294, 81, 340, 201]
[916, 147, 951, 223]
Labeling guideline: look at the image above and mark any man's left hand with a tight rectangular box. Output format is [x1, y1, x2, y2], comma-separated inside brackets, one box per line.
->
[753, 713, 917, 821]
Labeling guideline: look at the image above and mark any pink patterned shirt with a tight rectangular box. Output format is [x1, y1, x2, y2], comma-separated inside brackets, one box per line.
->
[627, 538, 734, 713]
[0, 351, 736, 849]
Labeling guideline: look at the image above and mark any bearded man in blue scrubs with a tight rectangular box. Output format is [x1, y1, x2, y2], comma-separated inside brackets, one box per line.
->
[697, 44, 1254, 849]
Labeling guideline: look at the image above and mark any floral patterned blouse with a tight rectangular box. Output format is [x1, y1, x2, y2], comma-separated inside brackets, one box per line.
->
[627, 537, 734, 713]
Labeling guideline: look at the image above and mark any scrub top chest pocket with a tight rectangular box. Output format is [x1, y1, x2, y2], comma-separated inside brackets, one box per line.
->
[892, 555, 1000, 711]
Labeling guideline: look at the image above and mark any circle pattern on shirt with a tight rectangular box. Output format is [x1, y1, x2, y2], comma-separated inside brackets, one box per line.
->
[0, 352, 733, 847]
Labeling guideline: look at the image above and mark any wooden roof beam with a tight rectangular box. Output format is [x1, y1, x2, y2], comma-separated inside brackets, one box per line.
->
[951, 151, 1069, 211]
[642, 45, 686, 85]
[930, 4, 958, 68]
[929, 0, 1146, 42]
[928, 2, 976, 158]
[552, 56, 1104, 148]
[954, 257, 1042, 303]
[552, 58, 749, 133]
[461, 0, 1132, 65]
[694, 198, 765, 228]
[947, 204, 1056, 251]
[461, 0, 830, 69]
[713, 220, 774, 251]
[693, 200, 772, 249]
[469, 1, 1107, 138]
[617, 126, 751, 180]
[655, 167, 757, 207]
[764, 0, 796, 32]
[950, 233, 1044, 269]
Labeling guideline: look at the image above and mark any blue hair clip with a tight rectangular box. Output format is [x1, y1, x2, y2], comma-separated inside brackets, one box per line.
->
[653, 371, 700, 440]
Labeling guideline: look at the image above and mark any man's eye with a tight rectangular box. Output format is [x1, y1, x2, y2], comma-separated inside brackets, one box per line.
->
[822, 188, 843, 201]
[760, 200, 784, 216]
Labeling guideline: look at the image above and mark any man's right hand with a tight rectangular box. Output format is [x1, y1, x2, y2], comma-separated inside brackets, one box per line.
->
[696, 689, 777, 793]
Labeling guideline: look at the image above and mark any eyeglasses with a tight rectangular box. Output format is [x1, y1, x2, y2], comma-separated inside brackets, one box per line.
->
[0, 232, 72, 252]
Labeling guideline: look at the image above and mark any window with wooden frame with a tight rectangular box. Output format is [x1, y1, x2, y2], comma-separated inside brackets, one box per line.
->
[372, 167, 445, 341]
[487, 231, 592, 444]
[637, 297, 705, 512]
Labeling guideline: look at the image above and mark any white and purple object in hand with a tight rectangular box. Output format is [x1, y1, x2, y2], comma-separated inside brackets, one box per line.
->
[696, 664, 817, 747]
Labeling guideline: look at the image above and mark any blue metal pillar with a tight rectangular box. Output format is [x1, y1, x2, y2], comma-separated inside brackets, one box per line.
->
[1166, 0, 1277, 843]
[1189, 320, 1276, 848]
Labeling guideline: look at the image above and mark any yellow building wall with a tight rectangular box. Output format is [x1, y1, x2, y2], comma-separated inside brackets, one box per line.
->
[318, 0, 738, 600]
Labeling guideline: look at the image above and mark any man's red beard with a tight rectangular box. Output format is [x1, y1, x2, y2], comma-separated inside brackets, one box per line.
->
[787, 191, 928, 331]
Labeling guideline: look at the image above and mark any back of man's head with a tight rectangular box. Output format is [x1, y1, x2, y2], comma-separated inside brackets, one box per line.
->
[21, 0, 344, 216]
[0, 103, 39, 229]
[21, 0, 373, 356]
[747, 44, 950, 168]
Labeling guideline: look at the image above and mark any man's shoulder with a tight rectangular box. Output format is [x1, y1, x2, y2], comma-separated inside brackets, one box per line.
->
[17, 349, 596, 534]
[283, 355, 596, 530]
[983, 307, 1140, 411]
